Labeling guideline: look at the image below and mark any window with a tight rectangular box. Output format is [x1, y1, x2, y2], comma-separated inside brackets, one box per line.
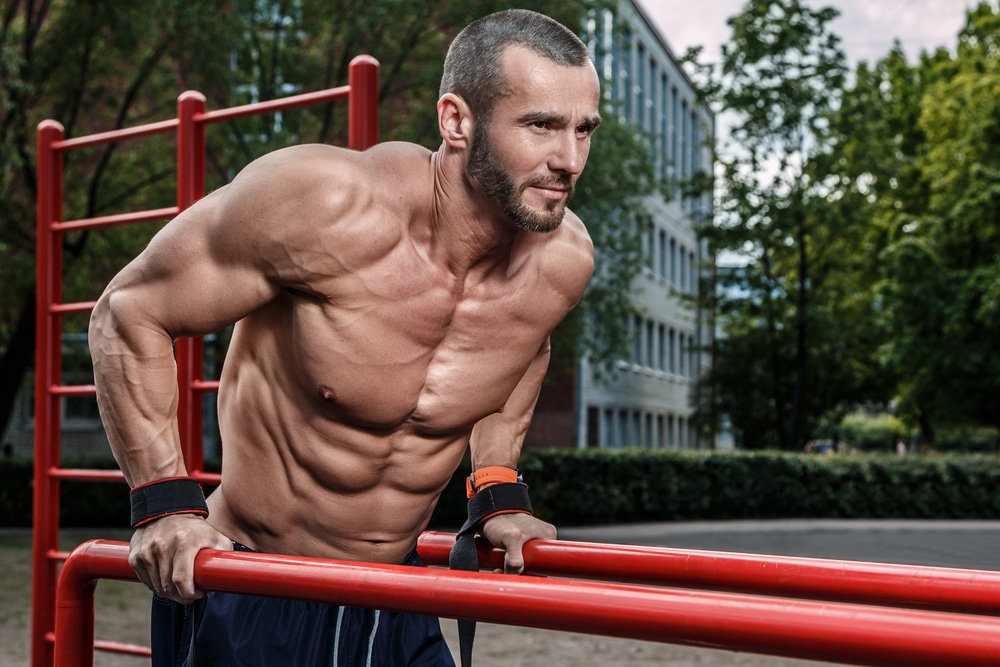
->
[669, 237, 677, 286]
[668, 328, 676, 374]
[618, 409, 629, 449]
[670, 86, 679, 194]
[632, 315, 643, 366]
[657, 229, 667, 280]
[587, 407, 600, 448]
[645, 320, 654, 369]
[657, 323, 666, 371]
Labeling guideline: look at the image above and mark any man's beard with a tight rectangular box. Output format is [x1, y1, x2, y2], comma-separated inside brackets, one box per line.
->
[466, 124, 574, 233]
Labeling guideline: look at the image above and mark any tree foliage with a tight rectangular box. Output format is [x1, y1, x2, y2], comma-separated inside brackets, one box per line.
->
[691, 0, 850, 449]
[694, 0, 1000, 449]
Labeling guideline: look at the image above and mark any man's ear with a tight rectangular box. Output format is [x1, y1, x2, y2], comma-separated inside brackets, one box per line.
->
[438, 93, 474, 149]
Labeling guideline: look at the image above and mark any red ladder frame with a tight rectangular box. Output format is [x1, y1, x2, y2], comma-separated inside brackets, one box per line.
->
[32, 54, 379, 667]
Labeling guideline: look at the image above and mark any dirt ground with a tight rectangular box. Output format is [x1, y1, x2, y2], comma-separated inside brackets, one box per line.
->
[1, 528, 831, 667]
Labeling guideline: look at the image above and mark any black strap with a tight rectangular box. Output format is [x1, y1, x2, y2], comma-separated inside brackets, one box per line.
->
[130, 477, 208, 528]
[449, 483, 532, 667]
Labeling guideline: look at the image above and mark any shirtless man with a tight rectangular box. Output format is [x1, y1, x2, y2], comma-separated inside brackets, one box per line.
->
[89, 9, 600, 666]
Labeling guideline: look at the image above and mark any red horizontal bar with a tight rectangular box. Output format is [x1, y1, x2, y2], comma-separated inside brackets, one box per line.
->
[56, 540, 1000, 667]
[93, 639, 151, 658]
[53, 119, 179, 150]
[50, 385, 96, 397]
[192, 471, 222, 486]
[418, 532, 1000, 617]
[197, 85, 350, 124]
[50, 301, 97, 315]
[191, 380, 219, 392]
[48, 468, 125, 482]
[53, 206, 179, 232]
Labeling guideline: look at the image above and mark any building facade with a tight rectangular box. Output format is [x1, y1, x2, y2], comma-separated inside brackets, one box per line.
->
[528, 0, 716, 451]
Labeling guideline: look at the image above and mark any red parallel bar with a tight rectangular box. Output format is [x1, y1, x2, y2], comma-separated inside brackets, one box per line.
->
[56, 540, 1000, 667]
[197, 84, 351, 124]
[418, 532, 1000, 616]
[53, 206, 179, 233]
[52, 119, 179, 150]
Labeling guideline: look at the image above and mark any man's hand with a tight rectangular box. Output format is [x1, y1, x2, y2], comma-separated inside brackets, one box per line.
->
[128, 514, 233, 604]
[479, 512, 556, 574]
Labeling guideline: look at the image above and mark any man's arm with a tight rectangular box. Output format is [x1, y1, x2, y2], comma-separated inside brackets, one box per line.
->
[468, 338, 557, 573]
[88, 148, 317, 601]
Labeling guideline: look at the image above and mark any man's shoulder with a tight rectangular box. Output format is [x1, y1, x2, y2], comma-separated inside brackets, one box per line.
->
[518, 211, 594, 308]
[248, 141, 431, 189]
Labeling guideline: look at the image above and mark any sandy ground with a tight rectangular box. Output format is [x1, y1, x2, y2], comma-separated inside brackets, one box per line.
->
[0, 527, 836, 667]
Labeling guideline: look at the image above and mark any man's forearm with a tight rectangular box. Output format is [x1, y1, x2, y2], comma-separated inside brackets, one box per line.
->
[90, 297, 187, 488]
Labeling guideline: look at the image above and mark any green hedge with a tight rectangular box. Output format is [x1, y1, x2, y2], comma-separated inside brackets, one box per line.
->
[429, 449, 1000, 528]
[0, 456, 219, 528]
[3, 451, 999, 528]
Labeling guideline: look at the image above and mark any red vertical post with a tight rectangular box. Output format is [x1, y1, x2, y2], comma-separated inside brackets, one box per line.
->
[348, 55, 379, 150]
[175, 92, 207, 472]
[32, 119, 65, 667]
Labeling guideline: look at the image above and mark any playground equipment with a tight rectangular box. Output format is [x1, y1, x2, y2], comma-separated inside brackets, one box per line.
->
[54, 537, 1000, 667]
[32, 55, 379, 667]
[33, 52, 1000, 667]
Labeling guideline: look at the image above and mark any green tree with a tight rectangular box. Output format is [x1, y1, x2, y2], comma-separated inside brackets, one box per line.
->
[691, 0, 848, 449]
[874, 4, 1000, 437]
[817, 2, 1000, 443]
[0, 0, 239, 439]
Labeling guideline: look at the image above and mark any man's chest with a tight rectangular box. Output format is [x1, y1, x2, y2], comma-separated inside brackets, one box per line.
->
[286, 275, 555, 433]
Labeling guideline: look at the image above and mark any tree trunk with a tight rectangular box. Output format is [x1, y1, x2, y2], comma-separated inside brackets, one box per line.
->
[789, 190, 808, 449]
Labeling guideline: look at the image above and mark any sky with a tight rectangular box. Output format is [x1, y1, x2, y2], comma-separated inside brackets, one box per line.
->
[636, 0, 982, 67]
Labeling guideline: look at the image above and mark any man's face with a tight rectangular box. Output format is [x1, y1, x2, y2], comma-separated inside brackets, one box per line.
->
[467, 46, 601, 233]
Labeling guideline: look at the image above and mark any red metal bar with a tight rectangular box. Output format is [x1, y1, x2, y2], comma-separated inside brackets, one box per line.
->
[32, 119, 65, 667]
[175, 91, 207, 474]
[55, 540, 1000, 667]
[50, 302, 98, 315]
[53, 206, 179, 233]
[52, 119, 179, 150]
[197, 84, 351, 124]
[418, 532, 1000, 616]
[49, 468, 126, 482]
[50, 385, 96, 397]
[349, 55, 379, 150]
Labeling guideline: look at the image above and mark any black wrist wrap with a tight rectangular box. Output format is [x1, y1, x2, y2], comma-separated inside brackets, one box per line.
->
[449, 482, 532, 667]
[129, 477, 208, 528]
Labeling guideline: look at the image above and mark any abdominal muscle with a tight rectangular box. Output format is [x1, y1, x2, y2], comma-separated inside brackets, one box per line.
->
[204, 319, 476, 565]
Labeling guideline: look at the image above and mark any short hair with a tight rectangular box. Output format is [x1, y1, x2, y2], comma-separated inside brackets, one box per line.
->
[440, 9, 592, 125]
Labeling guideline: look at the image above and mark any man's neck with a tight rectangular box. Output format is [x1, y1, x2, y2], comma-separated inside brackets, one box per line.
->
[426, 148, 520, 280]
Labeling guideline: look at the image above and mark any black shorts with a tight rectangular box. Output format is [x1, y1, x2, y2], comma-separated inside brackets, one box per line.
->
[150, 543, 456, 667]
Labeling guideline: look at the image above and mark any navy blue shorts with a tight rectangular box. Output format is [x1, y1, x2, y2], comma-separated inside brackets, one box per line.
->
[151, 543, 456, 667]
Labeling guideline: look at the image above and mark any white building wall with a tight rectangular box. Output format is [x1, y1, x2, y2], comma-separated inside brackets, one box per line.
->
[577, 0, 716, 450]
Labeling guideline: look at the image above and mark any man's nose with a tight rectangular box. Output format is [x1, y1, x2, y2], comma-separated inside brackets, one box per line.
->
[549, 133, 586, 175]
